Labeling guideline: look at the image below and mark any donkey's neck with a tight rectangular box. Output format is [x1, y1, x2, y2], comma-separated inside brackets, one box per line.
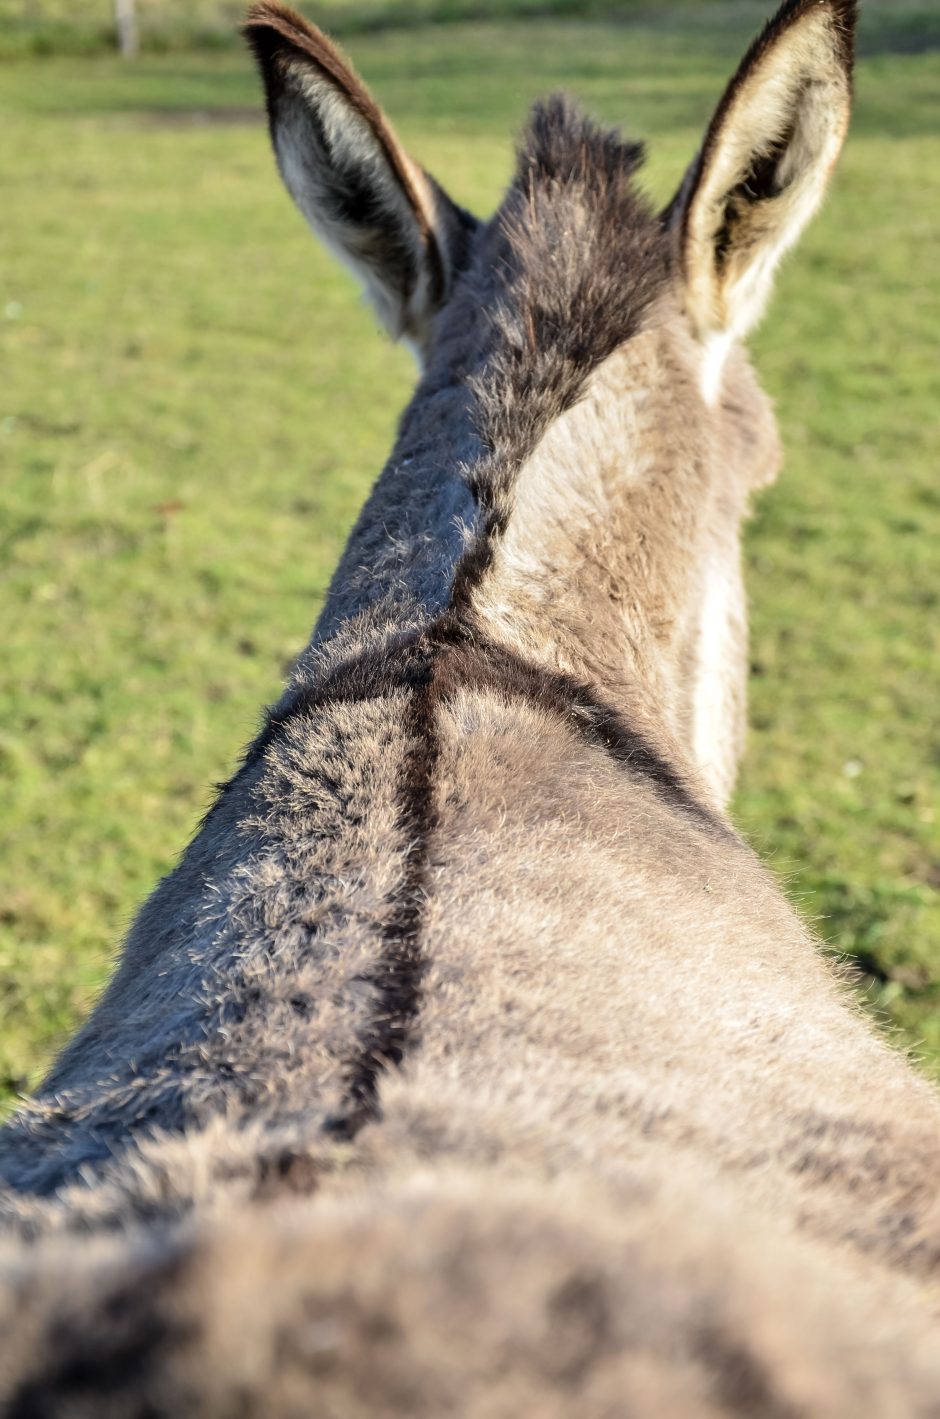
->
[310, 369, 482, 651]
[302, 322, 737, 799]
[304, 105, 670, 665]
[464, 329, 737, 762]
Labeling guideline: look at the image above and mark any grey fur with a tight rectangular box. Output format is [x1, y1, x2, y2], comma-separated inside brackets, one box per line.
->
[3, 1, 940, 1413]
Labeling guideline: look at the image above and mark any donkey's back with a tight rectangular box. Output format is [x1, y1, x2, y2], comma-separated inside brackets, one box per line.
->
[3, 2, 940, 1414]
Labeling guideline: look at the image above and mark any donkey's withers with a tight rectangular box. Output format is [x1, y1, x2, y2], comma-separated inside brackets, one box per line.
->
[3, 2, 940, 1414]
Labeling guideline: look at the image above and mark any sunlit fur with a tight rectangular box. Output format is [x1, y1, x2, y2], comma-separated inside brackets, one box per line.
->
[5, 3, 940, 1416]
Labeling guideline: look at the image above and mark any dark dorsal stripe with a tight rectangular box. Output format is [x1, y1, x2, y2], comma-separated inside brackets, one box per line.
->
[322, 651, 441, 1141]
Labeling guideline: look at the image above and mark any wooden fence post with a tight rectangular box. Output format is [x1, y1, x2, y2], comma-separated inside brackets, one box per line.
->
[115, 0, 139, 57]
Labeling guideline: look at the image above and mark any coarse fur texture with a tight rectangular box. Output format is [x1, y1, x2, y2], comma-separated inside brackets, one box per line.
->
[669, 0, 857, 389]
[245, 0, 478, 348]
[3, 1, 940, 1414]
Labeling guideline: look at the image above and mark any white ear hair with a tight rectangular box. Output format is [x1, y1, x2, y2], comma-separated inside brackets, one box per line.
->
[273, 67, 442, 341]
[245, 2, 476, 353]
[669, 0, 855, 359]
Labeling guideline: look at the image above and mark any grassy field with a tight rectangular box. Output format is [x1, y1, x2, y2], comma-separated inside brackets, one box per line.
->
[1, 2, 938, 1109]
[3, 0, 940, 55]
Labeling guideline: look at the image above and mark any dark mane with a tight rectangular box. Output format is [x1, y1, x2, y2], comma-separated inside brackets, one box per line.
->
[442, 95, 671, 612]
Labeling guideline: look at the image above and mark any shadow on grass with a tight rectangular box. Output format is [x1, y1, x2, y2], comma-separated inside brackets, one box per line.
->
[1, 0, 937, 60]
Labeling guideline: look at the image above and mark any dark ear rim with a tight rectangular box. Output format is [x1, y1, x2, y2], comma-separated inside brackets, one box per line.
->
[243, 0, 446, 300]
[663, 0, 857, 241]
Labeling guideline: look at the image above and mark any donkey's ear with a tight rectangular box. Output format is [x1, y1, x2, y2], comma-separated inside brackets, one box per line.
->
[245, 3, 477, 352]
[666, 0, 856, 346]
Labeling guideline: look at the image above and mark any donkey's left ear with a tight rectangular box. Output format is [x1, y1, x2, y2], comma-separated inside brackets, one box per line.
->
[666, 0, 856, 345]
[245, 2, 478, 353]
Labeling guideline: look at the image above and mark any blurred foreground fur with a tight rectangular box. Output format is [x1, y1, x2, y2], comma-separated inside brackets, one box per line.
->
[6, 1172, 940, 1417]
[3, 1, 940, 1413]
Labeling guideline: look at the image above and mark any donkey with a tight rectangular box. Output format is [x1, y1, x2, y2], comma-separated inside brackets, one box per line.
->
[2, 0, 939, 1412]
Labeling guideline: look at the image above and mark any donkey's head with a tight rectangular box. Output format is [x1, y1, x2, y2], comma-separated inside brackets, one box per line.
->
[246, 0, 856, 805]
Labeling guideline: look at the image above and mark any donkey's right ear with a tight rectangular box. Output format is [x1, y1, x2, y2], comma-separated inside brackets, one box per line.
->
[666, 0, 856, 352]
[245, 3, 477, 354]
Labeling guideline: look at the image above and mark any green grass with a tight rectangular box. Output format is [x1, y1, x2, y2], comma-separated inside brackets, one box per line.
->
[1, 4, 938, 1109]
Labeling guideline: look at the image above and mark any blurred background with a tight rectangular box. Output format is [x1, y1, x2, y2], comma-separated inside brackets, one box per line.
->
[1, 0, 938, 1109]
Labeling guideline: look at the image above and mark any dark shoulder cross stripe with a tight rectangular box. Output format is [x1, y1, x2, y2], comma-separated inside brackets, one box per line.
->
[430, 625, 726, 835]
[217, 613, 725, 1142]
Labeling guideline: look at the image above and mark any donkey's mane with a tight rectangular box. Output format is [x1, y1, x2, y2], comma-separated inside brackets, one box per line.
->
[443, 96, 671, 613]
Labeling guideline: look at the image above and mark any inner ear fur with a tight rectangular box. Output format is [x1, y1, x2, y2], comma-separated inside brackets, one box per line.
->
[669, 0, 856, 341]
[244, 2, 475, 345]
